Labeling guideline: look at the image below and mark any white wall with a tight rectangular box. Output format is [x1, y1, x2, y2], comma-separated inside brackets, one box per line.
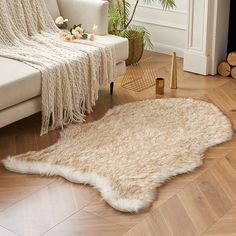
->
[128, 0, 189, 57]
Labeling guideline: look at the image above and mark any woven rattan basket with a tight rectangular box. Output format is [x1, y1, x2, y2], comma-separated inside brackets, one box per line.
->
[126, 31, 144, 66]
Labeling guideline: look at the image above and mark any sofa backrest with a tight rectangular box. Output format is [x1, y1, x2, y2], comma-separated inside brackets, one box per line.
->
[45, 0, 61, 20]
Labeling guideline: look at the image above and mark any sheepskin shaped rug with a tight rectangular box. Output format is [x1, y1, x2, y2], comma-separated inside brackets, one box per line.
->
[2, 98, 233, 212]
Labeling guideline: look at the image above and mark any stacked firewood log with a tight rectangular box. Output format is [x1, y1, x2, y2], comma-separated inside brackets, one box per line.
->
[218, 52, 236, 79]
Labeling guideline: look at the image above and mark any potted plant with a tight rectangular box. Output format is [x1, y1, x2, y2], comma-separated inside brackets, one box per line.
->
[108, 0, 176, 65]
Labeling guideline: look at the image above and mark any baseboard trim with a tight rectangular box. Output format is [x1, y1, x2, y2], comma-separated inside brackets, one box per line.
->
[151, 42, 185, 57]
[183, 51, 209, 75]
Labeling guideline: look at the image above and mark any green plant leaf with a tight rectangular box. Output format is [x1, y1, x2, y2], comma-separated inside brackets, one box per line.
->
[82, 33, 88, 39]
[142, 0, 176, 9]
[108, 0, 176, 48]
[126, 25, 153, 49]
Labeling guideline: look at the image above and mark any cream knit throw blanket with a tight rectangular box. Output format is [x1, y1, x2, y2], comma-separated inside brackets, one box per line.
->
[0, 0, 115, 134]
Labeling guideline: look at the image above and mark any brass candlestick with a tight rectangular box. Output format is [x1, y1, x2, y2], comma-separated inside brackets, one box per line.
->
[156, 78, 164, 95]
[170, 52, 177, 89]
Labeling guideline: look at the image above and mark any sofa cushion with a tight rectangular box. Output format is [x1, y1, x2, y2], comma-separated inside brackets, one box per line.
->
[57, 0, 109, 36]
[0, 58, 41, 111]
[0, 35, 128, 111]
[95, 35, 128, 63]
[45, 0, 61, 20]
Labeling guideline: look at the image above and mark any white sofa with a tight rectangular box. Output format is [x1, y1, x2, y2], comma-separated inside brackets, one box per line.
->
[0, 0, 128, 128]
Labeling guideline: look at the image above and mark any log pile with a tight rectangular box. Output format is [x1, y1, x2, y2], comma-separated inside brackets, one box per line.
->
[218, 52, 236, 79]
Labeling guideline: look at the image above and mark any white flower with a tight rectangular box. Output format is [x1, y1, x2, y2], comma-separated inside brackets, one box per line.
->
[64, 19, 69, 23]
[75, 32, 83, 39]
[75, 26, 83, 34]
[64, 34, 75, 42]
[88, 34, 95, 41]
[55, 16, 64, 25]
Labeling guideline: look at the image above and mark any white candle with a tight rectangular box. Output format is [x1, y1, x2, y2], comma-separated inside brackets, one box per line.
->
[93, 24, 98, 34]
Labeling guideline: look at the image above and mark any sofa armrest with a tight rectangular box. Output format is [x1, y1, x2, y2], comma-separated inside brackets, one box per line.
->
[57, 0, 108, 35]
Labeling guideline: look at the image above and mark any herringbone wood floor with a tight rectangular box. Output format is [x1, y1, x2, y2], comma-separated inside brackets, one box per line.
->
[0, 51, 236, 236]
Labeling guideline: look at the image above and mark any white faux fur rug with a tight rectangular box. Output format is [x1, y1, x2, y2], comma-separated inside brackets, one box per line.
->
[2, 98, 233, 212]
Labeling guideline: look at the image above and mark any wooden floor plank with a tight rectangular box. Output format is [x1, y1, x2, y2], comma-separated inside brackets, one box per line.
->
[0, 180, 99, 236]
[44, 210, 127, 236]
[226, 150, 236, 172]
[204, 206, 236, 236]
[158, 196, 199, 236]
[0, 166, 54, 211]
[124, 210, 171, 236]
[0, 226, 18, 236]
[196, 171, 234, 218]
[178, 182, 218, 234]
[210, 159, 236, 203]
[83, 199, 149, 233]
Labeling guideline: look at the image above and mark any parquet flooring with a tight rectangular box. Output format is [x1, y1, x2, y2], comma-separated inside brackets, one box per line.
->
[0, 51, 236, 236]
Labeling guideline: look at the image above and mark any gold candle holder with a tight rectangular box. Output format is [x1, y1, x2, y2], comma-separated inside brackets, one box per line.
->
[156, 78, 164, 95]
